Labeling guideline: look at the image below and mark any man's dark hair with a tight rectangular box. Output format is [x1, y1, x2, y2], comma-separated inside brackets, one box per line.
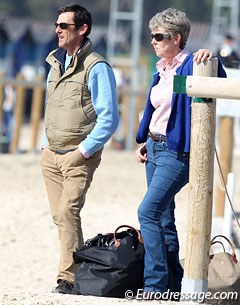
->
[58, 4, 92, 37]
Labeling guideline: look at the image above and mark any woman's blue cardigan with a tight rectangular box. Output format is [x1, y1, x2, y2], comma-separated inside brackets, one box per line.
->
[136, 54, 227, 152]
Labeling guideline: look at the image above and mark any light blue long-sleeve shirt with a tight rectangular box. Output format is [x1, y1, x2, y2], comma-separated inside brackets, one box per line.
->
[79, 62, 119, 157]
[43, 61, 119, 156]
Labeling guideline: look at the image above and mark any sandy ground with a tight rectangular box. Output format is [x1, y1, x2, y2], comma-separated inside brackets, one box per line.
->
[0, 128, 239, 304]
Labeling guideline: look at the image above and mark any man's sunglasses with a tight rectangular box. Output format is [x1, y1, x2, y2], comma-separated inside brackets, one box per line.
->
[54, 22, 75, 29]
[150, 33, 171, 41]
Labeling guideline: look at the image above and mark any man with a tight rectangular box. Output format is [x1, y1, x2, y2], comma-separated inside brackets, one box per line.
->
[40, 4, 119, 294]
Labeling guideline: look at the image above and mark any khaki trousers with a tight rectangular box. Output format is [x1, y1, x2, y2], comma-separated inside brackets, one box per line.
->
[40, 148, 102, 283]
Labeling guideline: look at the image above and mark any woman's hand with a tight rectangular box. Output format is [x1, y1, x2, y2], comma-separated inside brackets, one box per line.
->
[193, 49, 213, 63]
[136, 144, 147, 163]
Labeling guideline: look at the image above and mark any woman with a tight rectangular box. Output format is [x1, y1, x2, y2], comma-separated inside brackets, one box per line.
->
[136, 8, 226, 300]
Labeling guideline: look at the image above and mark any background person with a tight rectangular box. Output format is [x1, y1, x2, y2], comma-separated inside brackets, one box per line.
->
[40, 4, 119, 294]
[1, 85, 15, 153]
[135, 7, 226, 300]
[216, 33, 240, 69]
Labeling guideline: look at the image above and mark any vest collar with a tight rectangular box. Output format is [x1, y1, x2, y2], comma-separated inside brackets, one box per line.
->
[46, 38, 93, 74]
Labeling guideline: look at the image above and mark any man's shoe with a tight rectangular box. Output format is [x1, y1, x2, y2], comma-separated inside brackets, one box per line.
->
[52, 280, 73, 294]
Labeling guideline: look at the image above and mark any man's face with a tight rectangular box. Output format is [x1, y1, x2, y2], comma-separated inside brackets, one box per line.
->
[55, 11, 83, 55]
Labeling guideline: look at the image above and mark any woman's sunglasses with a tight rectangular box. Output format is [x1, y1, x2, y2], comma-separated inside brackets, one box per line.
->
[150, 33, 171, 41]
[54, 22, 75, 30]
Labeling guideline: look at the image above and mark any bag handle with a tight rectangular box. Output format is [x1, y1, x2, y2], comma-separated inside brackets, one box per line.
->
[211, 240, 226, 252]
[210, 235, 238, 264]
[114, 225, 144, 248]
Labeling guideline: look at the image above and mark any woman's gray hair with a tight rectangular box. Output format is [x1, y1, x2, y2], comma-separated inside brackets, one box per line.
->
[149, 8, 191, 49]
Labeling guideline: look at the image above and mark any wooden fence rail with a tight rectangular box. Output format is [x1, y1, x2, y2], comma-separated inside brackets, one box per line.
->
[174, 74, 240, 100]
[0, 73, 45, 153]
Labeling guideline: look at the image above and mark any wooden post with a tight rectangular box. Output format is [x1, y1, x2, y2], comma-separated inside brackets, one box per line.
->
[10, 73, 26, 153]
[215, 116, 234, 216]
[29, 76, 44, 152]
[181, 58, 218, 298]
[121, 89, 129, 147]
[222, 172, 235, 252]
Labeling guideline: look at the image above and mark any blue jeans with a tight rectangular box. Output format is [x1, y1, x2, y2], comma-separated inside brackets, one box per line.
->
[137, 138, 189, 293]
[2, 110, 13, 141]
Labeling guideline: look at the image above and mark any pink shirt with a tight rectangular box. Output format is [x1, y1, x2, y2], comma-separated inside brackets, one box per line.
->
[149, 48, 190, 135]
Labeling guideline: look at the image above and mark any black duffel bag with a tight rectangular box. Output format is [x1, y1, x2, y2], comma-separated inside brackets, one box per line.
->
[73, 225, 145, 298]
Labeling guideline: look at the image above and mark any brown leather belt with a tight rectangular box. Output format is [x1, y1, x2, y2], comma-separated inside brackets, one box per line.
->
[148, 132, 167, 142]
[148, 132, 189, 157]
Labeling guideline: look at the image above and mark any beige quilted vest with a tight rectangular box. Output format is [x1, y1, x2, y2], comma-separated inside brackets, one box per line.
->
[45, 40, 106, 150]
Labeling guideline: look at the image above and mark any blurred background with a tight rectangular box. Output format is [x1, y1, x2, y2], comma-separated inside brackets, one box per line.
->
[0, 0, 240, 154]
[0, 0, 229, 79]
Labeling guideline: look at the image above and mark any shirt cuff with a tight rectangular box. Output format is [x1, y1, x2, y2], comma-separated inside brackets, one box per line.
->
[78, 143, 90, 158]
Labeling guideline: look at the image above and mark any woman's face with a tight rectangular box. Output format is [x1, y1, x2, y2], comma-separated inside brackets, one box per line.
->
[150, 26, 181, 62]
